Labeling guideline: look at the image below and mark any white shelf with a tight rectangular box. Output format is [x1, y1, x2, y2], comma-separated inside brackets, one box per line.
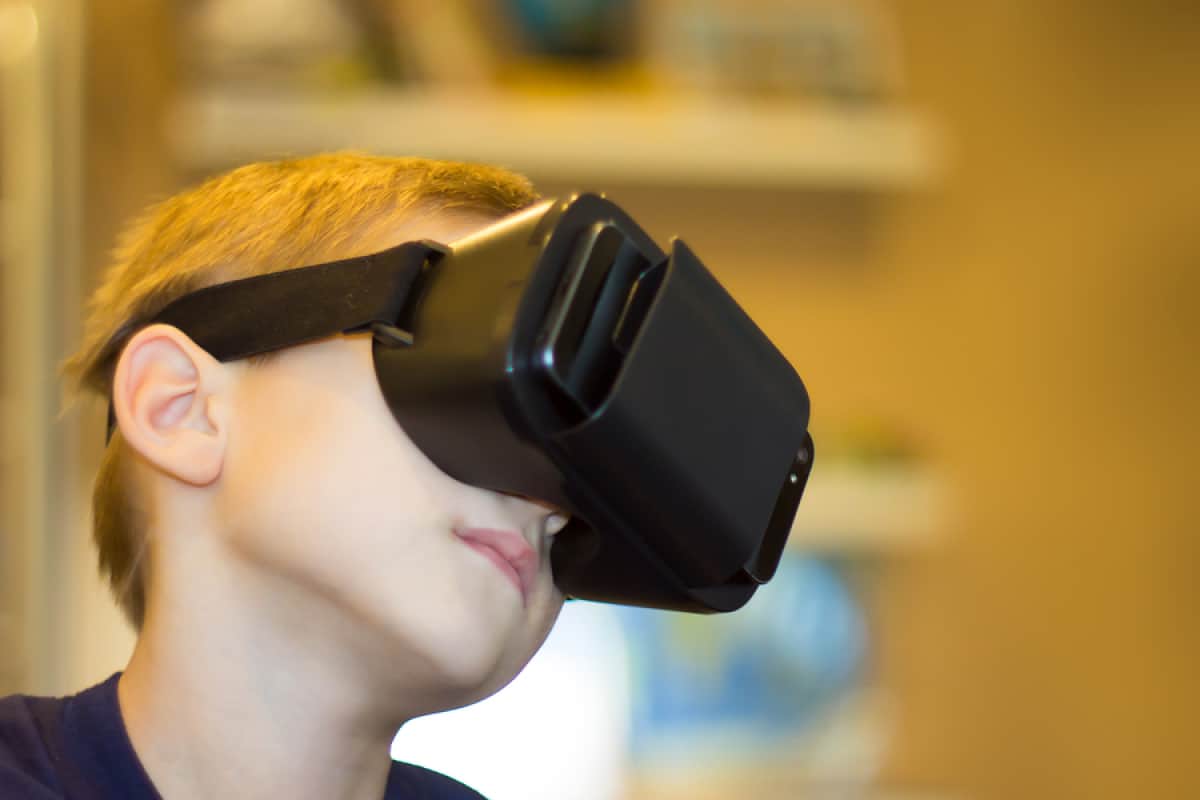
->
[169, 88, 941, 189]
[789, 465, 948, 554]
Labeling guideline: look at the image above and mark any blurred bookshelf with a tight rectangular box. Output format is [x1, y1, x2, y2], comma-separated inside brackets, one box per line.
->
[169, 88, 942, 190]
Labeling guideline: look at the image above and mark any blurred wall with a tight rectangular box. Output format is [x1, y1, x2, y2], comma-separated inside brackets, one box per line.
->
[833, 3, 1197, 797]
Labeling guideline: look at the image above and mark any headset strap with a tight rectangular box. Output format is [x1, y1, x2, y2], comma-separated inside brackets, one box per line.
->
[105, 240, 445, 441]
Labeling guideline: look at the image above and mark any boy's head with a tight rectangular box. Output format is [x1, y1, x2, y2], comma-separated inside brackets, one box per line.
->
[64, 153, 567, 707]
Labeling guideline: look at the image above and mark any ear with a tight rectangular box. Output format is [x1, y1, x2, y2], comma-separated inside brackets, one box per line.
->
[112, 323, 232, 486]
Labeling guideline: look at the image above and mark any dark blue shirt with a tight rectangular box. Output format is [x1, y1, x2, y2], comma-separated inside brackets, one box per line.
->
[0, 674, 485, 799]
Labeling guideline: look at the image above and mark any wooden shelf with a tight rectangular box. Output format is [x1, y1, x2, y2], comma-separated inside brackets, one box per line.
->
[789, 465, 949, 554]
[170, 88, 942, 189]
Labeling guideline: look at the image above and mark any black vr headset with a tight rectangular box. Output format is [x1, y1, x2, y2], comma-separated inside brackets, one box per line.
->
[106, 194, 813, 614]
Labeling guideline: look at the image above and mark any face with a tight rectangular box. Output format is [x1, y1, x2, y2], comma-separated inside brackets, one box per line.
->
[212, 212, 565, 710]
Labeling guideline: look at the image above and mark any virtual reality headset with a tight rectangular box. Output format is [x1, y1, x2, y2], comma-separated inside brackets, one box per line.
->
[107, 194, 813, 614]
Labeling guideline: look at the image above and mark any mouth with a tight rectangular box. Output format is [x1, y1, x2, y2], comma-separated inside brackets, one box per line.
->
[453, 526, 538, 607]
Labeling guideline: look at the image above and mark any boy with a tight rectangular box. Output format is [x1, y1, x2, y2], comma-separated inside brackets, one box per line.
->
[0, 153, 572, 799]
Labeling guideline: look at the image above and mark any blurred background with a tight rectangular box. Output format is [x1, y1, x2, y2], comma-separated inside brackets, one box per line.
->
[1, 1, 1196, 798]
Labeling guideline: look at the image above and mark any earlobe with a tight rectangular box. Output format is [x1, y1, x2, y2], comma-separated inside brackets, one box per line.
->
[112, 324, 229, 486]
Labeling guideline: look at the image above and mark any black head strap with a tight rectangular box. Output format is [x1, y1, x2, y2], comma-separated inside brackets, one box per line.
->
[105, 240, 445, 441]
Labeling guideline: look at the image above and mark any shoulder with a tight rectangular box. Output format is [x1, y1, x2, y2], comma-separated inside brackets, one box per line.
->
[0, 764, 61, 799]
[0, 675, 153, 800]
[385, 760, 488, 800]
[0, 691, 65, 797]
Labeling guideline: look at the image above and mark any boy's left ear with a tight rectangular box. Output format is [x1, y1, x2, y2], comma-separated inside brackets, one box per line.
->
[111, 323, 233, 486]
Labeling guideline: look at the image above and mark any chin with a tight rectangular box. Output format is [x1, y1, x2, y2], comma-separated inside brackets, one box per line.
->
[438, 644, 506, 694]
[407, 611, 524, 702]
[434, 609, 558, 710]
[362, 573, 559, 715]
[421, 643, 521, 713]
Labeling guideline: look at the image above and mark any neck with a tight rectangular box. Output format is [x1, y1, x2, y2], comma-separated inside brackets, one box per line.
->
[118, 545, 416, 800]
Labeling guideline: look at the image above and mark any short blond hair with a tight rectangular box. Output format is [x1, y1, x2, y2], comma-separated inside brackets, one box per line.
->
[63, 153, 539, 628]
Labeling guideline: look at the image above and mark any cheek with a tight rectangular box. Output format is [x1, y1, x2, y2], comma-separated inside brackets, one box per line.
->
[214, 347, 564, 696]
[217, 362, 448, 590]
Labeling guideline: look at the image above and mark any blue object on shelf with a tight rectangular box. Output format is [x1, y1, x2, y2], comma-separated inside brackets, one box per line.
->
[502, 0, 636, 60]
[618, 555, 865, 761]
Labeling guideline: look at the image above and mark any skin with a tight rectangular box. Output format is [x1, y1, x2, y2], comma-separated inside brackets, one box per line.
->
[112, 213, 567, 800]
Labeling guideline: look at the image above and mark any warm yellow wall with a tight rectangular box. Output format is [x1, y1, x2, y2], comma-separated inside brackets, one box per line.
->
[605, 4, 1197, 797]
[884, 5, 1195, 797]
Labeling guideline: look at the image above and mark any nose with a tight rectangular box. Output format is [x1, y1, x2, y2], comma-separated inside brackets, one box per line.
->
[503, 493, 571, 538]
[542, 510, 570, 536]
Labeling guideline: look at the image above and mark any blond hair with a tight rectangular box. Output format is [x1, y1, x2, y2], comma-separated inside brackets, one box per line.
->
[63, 153, 539, 628]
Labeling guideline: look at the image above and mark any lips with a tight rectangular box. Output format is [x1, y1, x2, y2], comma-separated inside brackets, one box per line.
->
[454, 527, 538, 606]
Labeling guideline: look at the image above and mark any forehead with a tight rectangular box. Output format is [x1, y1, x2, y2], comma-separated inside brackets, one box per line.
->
[357, 210, 501, 255]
